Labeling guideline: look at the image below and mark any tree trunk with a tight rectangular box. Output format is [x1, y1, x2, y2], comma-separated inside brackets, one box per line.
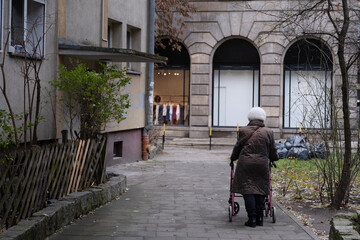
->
[32, 79, 41, 145]
[331, 0, 352, 209]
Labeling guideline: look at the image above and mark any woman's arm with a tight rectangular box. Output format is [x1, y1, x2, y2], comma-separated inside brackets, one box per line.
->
[269, 132, 279, 162]
[230, 139, 242, 161]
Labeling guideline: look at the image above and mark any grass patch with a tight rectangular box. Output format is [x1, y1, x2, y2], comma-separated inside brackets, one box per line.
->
[272, 158, 360, 210]
[272, 158, 323, 201]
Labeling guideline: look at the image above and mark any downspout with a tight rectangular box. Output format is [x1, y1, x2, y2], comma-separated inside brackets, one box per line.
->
[101, 0, 108, 44]
[142, 0, 155, 160]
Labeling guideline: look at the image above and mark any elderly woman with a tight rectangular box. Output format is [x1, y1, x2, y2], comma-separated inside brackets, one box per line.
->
[230, 107, 278, 228]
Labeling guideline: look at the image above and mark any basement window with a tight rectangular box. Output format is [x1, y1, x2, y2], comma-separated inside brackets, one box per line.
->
[113, 141, 123, 158]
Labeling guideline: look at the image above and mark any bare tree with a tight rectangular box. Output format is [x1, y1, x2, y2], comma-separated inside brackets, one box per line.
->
[155, 0, 196, 51]
[0, 15, 53, 149]
[286, 67, 360, 205]
[263, 0, 359, 209]
[0, 33, 20, 147]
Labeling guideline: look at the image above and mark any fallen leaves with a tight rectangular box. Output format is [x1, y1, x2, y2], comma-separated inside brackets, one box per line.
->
[272, 159, 360, 240]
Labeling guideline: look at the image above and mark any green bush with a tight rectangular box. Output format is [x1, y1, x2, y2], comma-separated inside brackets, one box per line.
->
[51, 63, 131, 139]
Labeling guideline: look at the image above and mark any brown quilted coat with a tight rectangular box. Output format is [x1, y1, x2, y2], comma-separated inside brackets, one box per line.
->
[230, 120, 278, 195]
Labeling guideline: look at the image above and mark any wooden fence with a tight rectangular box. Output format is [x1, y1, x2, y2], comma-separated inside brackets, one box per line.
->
[0, 136, 107, 230]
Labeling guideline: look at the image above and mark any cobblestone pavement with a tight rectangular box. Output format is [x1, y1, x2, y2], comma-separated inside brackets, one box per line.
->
[48, 146, 318, 240]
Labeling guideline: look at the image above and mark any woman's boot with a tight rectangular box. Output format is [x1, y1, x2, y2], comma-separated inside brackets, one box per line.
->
[256, 212, 263, 226]
[244, 216, 256, 228]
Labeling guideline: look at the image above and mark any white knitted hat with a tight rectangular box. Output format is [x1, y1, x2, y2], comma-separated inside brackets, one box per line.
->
[248, 107, 266, 122]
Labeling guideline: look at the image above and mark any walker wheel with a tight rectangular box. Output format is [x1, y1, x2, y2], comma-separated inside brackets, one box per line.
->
[265, 201, 269, 217]
[272, 206, 276, 223]
[234, 202, 240, 215]
[228, 205, 233, 222]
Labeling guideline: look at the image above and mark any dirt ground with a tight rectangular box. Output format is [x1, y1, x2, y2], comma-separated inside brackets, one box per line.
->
[277, 197, 358, 240]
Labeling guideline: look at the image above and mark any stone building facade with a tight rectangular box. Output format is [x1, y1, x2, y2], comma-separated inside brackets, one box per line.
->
[154, 0, 359, 140]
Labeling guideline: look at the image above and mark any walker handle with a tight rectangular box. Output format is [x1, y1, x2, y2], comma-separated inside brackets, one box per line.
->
[270, 161, 277, 168]
[230, 161, 234, 169]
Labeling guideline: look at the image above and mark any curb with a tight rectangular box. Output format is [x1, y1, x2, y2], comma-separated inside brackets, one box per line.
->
[0, 175, 127, 240]
[276, 201, 321, 240]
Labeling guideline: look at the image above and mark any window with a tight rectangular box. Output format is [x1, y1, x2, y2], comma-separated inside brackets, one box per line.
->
[154, 39, 190, 126]
[126, 26, 141, 72]
[107, 23, 112, 48]
[108, 20, 122, 48]
[213, 67, 259, 126]
[113, 141, 123, 158]
[284, 69, 332, 129]
[283, 39, 333, 129]
[126, 30, 132, 69]
[212, 39, 260, 127]
[10, 0, 45, 56]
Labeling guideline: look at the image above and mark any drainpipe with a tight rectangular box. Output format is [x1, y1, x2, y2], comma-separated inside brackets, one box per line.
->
[101, 0, 108, 44]
[142, 0, 155, 160]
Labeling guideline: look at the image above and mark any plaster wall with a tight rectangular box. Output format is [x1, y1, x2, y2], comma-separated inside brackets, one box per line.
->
[108, 0, 148, 51]
[59, 0, 150, 134]
[0, 0, 58, 141]
[57, 0, 151, 164]
[105, 69, 147, 132]
[105, 0, 149, 132]
[65, 0, 102, 46]
[106, 128, 142, 166]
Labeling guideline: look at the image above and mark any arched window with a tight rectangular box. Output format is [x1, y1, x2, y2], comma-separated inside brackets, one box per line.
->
[213, 39, 260, 127]
[284, 38, 333, 129]
[153, 39, 190, 126]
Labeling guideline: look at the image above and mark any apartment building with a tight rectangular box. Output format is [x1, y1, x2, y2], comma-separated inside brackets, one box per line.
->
[0, 0, 164, 165]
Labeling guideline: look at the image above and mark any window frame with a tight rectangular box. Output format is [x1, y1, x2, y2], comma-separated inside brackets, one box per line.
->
[9, 0, 46, 57]
[283, 65, 333, 130]
[153, 67, 190, 126]
[107, 22, 112, 48]
[212, 65, 260, 127]
[126, 30, 132, 70]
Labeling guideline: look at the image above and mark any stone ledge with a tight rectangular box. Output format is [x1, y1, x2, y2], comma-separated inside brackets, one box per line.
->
[330, 211, 360, 240]
[0, 175, 126, 240]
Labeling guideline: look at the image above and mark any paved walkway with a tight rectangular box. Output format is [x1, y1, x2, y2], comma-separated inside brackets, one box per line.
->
[48, 146, 318, 240]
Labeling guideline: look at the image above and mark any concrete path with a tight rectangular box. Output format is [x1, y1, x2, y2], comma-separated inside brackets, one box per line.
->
[48, 146, 318, 240]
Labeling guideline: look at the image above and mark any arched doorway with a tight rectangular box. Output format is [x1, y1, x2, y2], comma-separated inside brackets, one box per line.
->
[283, 38, 333, 129]
[153, 39, 190, 126]
[212, 39, 260, 127]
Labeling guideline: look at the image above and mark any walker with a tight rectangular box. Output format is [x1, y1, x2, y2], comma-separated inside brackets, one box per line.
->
[228, 161, 277, 223]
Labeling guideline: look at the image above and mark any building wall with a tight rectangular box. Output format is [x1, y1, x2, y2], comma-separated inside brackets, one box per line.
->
[65, 0, 102, 46]
[105, 0, 149, 132]
[0, 0, 58, 142]
[164, 0, 359, 139]
[105, 0, 149, 163]
[60, 0, 150, 164]
[106, 128, 142, 165]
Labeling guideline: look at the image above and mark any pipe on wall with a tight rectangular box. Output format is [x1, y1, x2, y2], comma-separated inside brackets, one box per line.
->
[101, 0, 108, 44]
[142, 0, 155, 160]
[144, 0, 155, 132]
